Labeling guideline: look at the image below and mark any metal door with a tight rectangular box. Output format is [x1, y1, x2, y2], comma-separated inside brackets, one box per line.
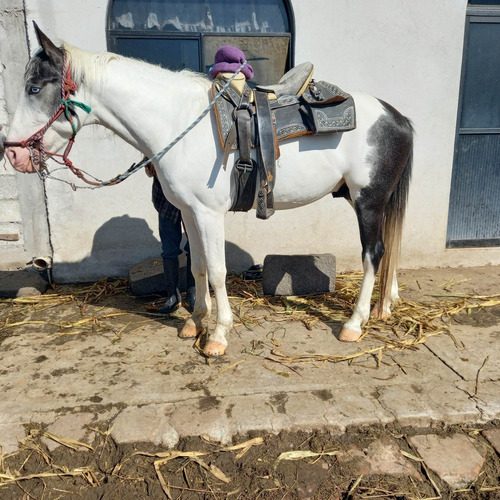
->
[447, 5, 500, 247]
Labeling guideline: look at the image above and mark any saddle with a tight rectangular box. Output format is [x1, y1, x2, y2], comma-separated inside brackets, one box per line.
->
[212, 62, 356, 219]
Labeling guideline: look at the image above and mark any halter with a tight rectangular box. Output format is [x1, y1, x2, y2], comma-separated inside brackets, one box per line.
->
[3, 52, 93, 183]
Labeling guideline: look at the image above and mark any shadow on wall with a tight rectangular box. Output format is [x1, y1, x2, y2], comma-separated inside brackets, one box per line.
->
[50, 215, 256, 283]
[53, 215, 162, 283]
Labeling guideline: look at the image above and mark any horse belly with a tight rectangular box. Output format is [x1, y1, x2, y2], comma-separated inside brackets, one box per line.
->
[271, 136, 345, 210]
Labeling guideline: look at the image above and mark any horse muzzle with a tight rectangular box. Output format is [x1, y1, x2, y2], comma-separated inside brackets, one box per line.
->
[5, 145, 37, 174]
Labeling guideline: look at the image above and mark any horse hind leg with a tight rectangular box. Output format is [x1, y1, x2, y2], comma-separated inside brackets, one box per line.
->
[339, 199, 385, 342]
[371, 271, 399, 320]
[343, 100, 413, 336]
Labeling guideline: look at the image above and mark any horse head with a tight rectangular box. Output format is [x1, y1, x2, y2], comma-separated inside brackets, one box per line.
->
[5, 23, 88, 174]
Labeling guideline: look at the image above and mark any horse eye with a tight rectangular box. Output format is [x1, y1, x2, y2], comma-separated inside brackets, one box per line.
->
[29, 86, 41, 95]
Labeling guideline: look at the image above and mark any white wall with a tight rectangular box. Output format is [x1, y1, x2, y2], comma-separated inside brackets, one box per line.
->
[15, 0, 500, 281]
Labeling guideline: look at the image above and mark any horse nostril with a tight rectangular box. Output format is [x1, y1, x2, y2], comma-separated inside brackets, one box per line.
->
[6, 147, 17, 165]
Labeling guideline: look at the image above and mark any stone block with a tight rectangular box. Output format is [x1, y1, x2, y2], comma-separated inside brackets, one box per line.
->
[0, 269, 48, 298]
[111, 405, 179, 448]
[43, 413, 95, 451]
[409, 434, 486, 489]
[0, 222, 21, 243]
[262, 254, 335, 296]
[338, 437, 421, 479]
[128, 256, 188, 295]
[0, 421, 25, 453]
[482, 428, 500, 455]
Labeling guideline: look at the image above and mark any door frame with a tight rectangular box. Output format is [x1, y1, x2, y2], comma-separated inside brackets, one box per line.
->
[446, 3, 500, 248]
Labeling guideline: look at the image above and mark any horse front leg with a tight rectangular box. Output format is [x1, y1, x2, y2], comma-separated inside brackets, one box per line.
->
[194, 211, 233, 357]
[179, 215, 211, 339]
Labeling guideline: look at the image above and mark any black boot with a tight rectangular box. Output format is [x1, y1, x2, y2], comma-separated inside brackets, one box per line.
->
[185, 253, 196, 313]
[158, 257, 181, 314]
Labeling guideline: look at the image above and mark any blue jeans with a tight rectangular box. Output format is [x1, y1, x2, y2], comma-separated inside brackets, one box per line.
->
[158, 215, 190, 259]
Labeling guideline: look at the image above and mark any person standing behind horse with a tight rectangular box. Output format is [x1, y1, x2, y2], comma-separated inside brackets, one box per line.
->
[145, 161, 196, 314]
[145, 46, 252, 315]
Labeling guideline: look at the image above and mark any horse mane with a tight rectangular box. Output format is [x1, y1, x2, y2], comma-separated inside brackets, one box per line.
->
[62, 43, 211, 96]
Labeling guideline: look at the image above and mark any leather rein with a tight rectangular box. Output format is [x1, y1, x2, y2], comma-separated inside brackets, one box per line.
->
[3, 53, 97, 186]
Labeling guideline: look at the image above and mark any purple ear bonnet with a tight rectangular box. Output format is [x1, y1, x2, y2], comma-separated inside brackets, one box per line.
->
[209, 45, 254, 80]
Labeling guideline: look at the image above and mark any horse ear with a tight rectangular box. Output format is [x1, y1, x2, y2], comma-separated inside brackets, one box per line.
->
[33, 21, 63, 65]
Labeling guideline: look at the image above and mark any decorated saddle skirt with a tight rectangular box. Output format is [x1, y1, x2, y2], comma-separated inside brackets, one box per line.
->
[212, 79, 356, 150]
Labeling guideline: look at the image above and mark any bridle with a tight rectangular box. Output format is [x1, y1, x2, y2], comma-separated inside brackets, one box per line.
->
[3, 52, 95, 184]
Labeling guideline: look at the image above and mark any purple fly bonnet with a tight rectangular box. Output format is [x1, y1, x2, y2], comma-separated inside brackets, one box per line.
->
[209, 45, 254, 80]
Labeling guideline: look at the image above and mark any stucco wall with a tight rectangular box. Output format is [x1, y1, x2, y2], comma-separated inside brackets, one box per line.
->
[4, 0, 500, 281]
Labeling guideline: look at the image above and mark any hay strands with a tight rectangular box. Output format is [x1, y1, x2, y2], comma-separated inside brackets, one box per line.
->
[118, 437, 264, 498]
[2, 312, 126, 329]
[0, 467, 96, 486]
[268, 346, 392, 365]
[275, 449, 339, 464]
[219, 436, 264, 459]
[41, 431, 94, 452]
[4, 277, 129, 309]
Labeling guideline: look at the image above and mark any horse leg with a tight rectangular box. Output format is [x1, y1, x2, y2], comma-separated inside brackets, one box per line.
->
[179, 215, 210, 339]
[191, 210, 232, 357]
[371, 271, 399, 319]
[339, 199, 384, 342]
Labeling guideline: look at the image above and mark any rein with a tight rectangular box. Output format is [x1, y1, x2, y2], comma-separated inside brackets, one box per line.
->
[5, 56, 247, 190]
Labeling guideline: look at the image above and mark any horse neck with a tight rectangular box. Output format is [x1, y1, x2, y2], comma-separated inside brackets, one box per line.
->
[80, 55, 211, 156]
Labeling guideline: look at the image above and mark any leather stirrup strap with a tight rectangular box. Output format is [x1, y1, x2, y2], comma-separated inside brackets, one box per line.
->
[236, 86, 253, 169]
[231, 85, 257, 212]
[255, 90, 276, 192]
[255, 90, 276, 219]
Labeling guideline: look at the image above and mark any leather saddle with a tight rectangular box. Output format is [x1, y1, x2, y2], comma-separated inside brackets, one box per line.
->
[212, 62, 356, 219]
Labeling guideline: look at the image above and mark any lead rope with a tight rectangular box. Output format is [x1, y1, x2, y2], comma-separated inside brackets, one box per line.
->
[52, 60, 248, 190]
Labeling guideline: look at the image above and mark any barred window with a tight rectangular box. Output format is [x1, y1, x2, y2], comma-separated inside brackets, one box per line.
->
[107, 0, 294, 85]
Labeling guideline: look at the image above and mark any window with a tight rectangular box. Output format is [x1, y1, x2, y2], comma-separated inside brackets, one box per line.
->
[469, 1, 500, 4]
[107, 0, 294, 85]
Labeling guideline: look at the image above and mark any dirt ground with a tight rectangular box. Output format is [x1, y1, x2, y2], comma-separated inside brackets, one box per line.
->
[0, 422, 499, 500]
[0, 265, 499, 499]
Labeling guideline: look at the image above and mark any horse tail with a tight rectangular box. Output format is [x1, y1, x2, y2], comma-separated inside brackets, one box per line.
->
[377, 117, 414, 313]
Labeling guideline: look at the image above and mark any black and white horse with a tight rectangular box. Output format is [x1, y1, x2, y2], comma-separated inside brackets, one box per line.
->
[5, 26, 413, 356]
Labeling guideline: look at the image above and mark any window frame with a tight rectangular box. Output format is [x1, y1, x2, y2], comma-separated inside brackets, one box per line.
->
[106, 0, 295, 76]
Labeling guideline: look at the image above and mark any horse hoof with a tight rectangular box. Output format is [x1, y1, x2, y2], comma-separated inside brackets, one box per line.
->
[203, 340, 226, 357]
[338, 327, 362, 342]
[371, 304, 391, 320]
[179, 323, 203, 339]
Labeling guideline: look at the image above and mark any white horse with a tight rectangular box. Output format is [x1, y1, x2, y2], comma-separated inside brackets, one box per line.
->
[5, 25, 413, 357]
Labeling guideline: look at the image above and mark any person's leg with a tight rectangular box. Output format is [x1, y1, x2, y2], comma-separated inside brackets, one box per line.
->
[185, 248, 196, 312]
[158, 216, 182, 314]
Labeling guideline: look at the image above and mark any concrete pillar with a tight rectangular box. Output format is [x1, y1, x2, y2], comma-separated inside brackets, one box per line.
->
[0, 1, 51, 269]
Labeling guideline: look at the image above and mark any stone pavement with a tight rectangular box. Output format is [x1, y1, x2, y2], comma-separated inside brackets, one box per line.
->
[0, 266, 499, 493]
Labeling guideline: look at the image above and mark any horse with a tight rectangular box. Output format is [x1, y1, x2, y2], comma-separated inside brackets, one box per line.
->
[5, 25, 413, 357]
